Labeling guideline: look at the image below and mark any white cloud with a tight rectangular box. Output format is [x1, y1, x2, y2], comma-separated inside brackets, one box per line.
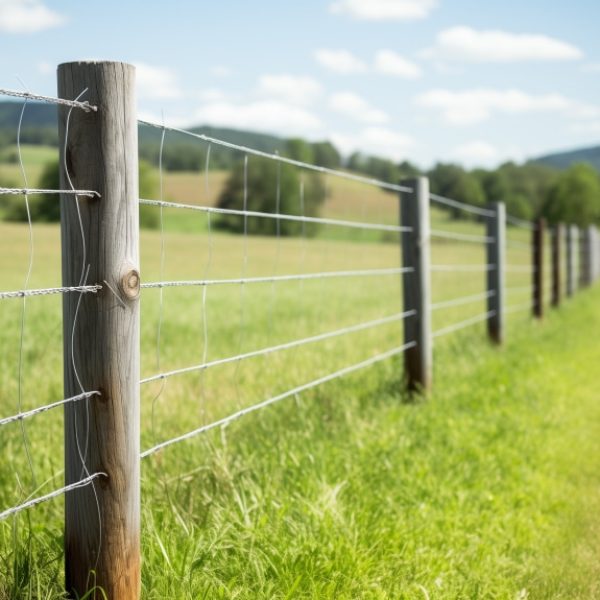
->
[0, 0, 65, 33]
[257, 75, 322, 105]
[415, 88, 572, 125]
[193, 101, 322, 136]
[452, 140, 525, 168]
[197, 88, 228, 103]
[135, 63, 182, 100]
[329, 92, 389, 124]
[374, 50, 422, 78]
[331, 127, 413, 161]
[314, 49, 367, 74]
[330, 0, 436, 21]
[425, 26, 583, 63]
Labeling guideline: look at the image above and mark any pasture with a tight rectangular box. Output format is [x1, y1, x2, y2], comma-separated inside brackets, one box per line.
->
[0, 157, 589, 598]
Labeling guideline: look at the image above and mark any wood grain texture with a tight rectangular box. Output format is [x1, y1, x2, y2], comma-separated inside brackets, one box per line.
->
[58, 61, 140, 600]
[486, 202, 505, 344]
[532, 218, 545, 319]
[400, 177, 431, 392]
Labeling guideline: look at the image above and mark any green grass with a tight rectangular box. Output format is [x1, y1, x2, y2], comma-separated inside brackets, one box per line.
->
[0, 171, 593, 598]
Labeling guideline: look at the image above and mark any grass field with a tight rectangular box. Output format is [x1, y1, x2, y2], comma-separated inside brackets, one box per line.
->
[0, 150, 586, 598]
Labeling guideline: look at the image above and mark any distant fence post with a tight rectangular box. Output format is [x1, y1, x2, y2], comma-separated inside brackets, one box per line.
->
[58, 61, 140, 599]
[551, 224, 563, 307]
[581, 226, 593, 287]
[532, 218, 545, 319]
[566, 225, 577, 297]
[400, 177, 431, 392]
[486, 202, 505, 344]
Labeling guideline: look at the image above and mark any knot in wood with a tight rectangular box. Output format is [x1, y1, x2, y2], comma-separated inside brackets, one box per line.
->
[120, 268, 140, 300]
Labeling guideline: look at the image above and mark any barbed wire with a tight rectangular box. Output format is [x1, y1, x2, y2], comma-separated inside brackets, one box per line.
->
[139, 199, 411, 234]
[0, 187, 99, 198]
[0, 87, 97, 112]
[430, 229, 494, 244]
[140, 268, 412, 290]
[141, 310, 416, 385]
[429, 193, 495, 218]
[431, 291, 495, 311]
[0, 392, 99, 427]
[431, 264, 496, 272]
[0, 473, 106, 522]
[0, 284, 101, 300]
[138, 119, 412, 194]
[141, 341, 416, 458]
[432, 310, 496, 339]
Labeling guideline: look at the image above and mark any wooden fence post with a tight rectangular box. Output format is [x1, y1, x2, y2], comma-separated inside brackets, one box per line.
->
[551, 224, 563, 307]
[401, 177, 431, 392]
[486, 202, 505, 344]
[532, 218, 545, 319]
[581, 226, 593, 287]
[566, 225, 577, 297]
[58, 61, 140, 599]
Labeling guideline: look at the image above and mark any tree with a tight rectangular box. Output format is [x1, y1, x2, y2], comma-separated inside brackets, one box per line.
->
[215, 155, 326, 236]
[4, 158, 160, 228]
[543, 163, 600, 227]
[428, 163, 485, 219]
[311, 141, 341, 168]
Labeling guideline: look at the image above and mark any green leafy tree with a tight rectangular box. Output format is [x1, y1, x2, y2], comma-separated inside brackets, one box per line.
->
[215, 155, 326, 236]
[543, 163, 600, 227]
[428, 163, 486, 219]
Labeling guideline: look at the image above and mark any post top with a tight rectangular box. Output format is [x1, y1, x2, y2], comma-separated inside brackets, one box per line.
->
[58, 60, 135, 70]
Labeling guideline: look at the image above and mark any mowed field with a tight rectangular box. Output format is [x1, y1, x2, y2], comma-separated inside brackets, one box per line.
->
[1, 152, 592, 598]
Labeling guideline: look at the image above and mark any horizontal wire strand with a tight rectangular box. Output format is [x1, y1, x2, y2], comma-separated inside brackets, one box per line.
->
[138, 120, 412, 194]
[0, 473, 106, 522]
[506, 214, 534, 230]
[0, 88, 97, 112]
[0, 392, 100, 427]
[141, 267, 413, 290]
[0, 187, 99, 198]
[432, 310, 496, 339]
[430, 229, 494, 244]
[431, 264, 495, 272]
[141, 341, 417, 457]
[505, 285, 531, 294]
[431, 291, 495, 311]
[505, 264, 533, 272]
[139, 199, 411, 233]
[141, 310, 416, 385]
[0, 284, 101, 300]
[504, 302, 532, 315]
[429, 193, 495, 217]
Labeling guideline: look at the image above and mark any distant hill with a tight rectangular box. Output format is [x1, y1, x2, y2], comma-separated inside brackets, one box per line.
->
[0, 100, 287, 155]
[532, 145, 600, 172]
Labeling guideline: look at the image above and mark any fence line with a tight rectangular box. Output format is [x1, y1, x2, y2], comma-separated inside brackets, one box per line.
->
[139, 198, 411, 233]
[1, 60, 598, 600]
[141, 341, 417, 458]
[0, 473, 106, 522]
[138, 119, 412, 194]
[141, 310, 416, 385]
[0, 87, 97, 112]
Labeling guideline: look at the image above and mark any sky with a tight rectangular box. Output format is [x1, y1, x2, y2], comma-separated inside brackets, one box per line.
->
[0, 0, 599, 169]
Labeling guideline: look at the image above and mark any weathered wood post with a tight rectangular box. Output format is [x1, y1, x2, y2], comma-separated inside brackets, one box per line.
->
[580, 226, 593, 287]
[486, 202, 505, 344]
[400, 177, 431, 392]
[566, 225, 577, 297]
[551, 224, 563, 307]
[58, 61, 140, 599]
[532, 218, 545, 319]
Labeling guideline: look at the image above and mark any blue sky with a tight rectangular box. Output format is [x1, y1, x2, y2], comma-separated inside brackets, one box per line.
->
[0, 0, 599, 168]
